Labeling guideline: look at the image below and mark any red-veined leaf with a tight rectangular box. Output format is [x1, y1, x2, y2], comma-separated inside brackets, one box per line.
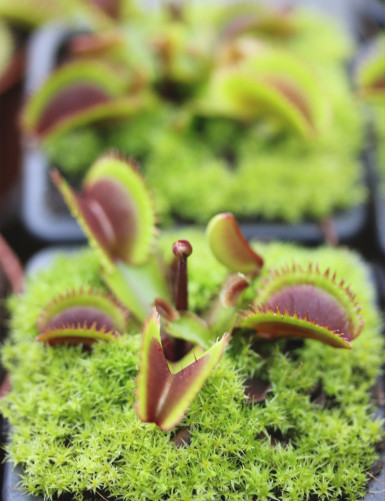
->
[52, 153, 157, 268]
[135, 309, 229, 431]
[239, 264, 363, 349]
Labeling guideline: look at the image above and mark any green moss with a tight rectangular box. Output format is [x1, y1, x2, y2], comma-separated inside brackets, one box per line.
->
[44, 128, 105, 179]
[1, 236, 384, 500]
[104, 107, 171, 160]
[143, 84, 364, 224]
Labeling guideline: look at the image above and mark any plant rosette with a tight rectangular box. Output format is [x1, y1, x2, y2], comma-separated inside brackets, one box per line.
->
[21, 4, 366, 241]
[1, 153, 384, 501]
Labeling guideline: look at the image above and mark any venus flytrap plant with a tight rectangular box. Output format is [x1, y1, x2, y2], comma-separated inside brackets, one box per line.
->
[196, 46, 325, 140]
[52, 154, 366, 357]
[36, 287, 128, 345]
[46, 154, 255, 431]
[42, 153, 235, 430]
[206, 212, 364, 350]
[239, 264, 363, 349]
[44, 152, 366, 435]
[21, 60, 153, 142]
[2, 156, 383, 498]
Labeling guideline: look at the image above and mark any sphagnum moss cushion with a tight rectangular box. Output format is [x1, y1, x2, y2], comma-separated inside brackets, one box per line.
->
[1, 232, 384, 501]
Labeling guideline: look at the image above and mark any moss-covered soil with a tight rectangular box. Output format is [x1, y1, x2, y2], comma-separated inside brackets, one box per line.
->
[1, 234, 384, 500]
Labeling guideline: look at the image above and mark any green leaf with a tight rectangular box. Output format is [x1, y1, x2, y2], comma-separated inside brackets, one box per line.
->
[205, 273, 249, 338]
[206, 213, 263, 274]
[102, 256, 170, 323]
[165, 312, 213, 350]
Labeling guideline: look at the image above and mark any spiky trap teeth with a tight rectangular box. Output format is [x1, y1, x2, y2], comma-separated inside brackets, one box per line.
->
[239, 263, 363, 349]
[37, 287, 128, 346]
[52, 153, 157, 268]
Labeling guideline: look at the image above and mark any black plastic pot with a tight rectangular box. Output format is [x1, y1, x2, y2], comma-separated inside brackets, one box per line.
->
[363, 117, 385, 256]
[1, 247, 385, 501]
[22, 16, 370, 245]
[356, 0, 385, 40]
[371, 157, 385, 256]
[22, 22, 86, 242]
[0, 77, 23, 229]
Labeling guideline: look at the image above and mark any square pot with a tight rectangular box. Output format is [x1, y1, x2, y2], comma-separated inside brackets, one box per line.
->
[1, 244, 385, 501]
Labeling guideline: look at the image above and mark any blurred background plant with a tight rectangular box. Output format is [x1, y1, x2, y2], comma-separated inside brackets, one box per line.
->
[0, 0, 384, 250]
[18, 1, 366, 226]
